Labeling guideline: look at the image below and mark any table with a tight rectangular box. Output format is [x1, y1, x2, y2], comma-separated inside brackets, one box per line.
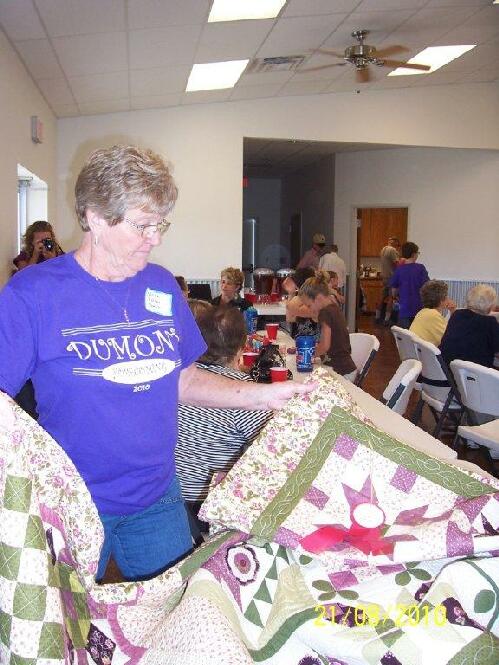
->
[254, 302, 286, 317]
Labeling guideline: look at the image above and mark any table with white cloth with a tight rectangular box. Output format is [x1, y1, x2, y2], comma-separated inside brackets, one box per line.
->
[260, 328, 462, 465]
[254, 301, 287, 317]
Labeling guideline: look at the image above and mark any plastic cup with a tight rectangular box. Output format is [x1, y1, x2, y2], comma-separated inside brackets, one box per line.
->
[266, 322, 279, 340]
[270, 366, 288, 382]
[242, 351, 259, 368]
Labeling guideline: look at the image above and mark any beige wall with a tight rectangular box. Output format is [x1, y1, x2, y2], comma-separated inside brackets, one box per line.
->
[57, 82, 499, 280]
[334, 147, 499, 325]
[0, 30, 57, 284]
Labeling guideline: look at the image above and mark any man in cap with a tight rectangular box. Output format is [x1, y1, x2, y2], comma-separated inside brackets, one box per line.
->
[296, 233, 327, 270]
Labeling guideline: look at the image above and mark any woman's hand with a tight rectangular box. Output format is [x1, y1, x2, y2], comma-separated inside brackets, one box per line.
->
[258, 380, 317, 410]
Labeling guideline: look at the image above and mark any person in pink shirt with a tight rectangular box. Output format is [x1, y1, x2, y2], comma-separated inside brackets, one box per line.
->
[296, 233, 327, 270]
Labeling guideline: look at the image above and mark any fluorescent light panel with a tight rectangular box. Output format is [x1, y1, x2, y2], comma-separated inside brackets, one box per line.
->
[186, 60, 249, 91]
[208, 0, 286, 22]
[388, 45, 476, 76]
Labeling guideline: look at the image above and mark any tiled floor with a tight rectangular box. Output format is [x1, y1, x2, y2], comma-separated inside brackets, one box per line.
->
[357, 314, 498, 479]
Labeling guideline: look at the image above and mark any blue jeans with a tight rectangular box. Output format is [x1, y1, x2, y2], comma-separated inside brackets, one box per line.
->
[96, 476, 193, 581]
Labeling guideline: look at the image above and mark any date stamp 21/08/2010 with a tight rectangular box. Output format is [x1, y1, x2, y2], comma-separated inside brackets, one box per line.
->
[314, 603, 447, 628]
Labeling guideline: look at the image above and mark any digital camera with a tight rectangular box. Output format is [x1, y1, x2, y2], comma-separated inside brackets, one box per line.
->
[42, 238, 55, 252]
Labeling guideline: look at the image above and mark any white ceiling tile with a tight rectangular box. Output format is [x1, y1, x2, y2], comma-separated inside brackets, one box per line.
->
[129, 25, 201, 69]
[257, 14, 348, 58]
[324, 77, 364, 93]
[462, 67, 499, 83]
[425, 0, 490, 7]
[78, 98, 130, 115]
[437, 7, 499, 46]
[229, 82, 283, 100]
[36, 77, 75, 105]
[340, 9, 416, 41]
[409, 69, 461, 86]
[0, 0, 46, 40]
[182, 89, 232, 105]
[195, 20, 274, 62]
[35, 0, 125, 37]
[69, 71, 129, 103]
[130, 65, 191, 96]
[356, 0, 427, 10]
[53, 32, 127, 76]
[237, 69, 294, 87]
[282, 0, 362, 17]
[130, 93, 183, 110]
[13, 38, 63, 80]
[390, 7, 480, 48]
[277, 79, 330, 95]
[51, 102, 80, 117]
[128, 0, 210, 30]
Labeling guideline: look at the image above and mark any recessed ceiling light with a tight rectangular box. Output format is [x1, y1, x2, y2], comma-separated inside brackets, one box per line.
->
[208, 0, 286, 22]
[388, 45, 475, 76]
[186, 60, 249, 91]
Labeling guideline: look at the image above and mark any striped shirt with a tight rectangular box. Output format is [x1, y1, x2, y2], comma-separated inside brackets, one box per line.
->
[175, 363, 272, 501]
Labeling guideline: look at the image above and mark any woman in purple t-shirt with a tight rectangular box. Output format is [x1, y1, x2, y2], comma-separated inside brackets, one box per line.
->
[390, 242, 429, 329]
[0, 145, 315, 583]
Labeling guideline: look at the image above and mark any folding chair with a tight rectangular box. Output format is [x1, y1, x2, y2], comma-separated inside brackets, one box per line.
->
[380, 359, 422, 416]
[349, 332, 380, 388]
[391, 325, 419, 362]
[450, 360, 499, 459]
[411, 336, 462, 438]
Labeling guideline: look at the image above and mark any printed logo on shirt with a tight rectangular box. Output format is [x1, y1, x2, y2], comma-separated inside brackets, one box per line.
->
[64, 319, 181, 384]
[145, 288, 172, 316]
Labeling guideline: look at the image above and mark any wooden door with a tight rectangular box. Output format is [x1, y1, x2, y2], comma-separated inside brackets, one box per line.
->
[358, 207, 408, 257]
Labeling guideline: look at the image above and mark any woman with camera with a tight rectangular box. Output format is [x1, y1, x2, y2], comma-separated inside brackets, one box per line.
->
[13, 220, 64, 271]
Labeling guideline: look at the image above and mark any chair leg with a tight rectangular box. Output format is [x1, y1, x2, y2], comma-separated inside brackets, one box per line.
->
[432, 392, 454, 438]
[411, 397, 424, 425]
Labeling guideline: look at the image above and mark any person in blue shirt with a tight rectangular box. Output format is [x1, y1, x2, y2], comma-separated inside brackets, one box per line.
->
[0, 145, 314, 582]
[390, 242, 429, 329]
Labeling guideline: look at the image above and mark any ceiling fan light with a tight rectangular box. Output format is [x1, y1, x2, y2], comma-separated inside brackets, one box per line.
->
[388, 45, 475, 76]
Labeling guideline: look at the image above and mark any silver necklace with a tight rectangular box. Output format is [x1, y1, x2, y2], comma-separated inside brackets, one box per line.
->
[93, 277, 132, 323]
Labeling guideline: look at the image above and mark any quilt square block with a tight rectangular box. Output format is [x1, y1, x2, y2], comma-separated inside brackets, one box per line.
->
[4, 476, 32, 514]
[13, 584, 47, 621]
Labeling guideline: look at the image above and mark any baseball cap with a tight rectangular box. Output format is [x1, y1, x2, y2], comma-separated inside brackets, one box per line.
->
[313, 233, 326, 245]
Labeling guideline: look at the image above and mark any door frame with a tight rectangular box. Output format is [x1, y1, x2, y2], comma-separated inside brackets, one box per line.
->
[347, 204, 410, 331]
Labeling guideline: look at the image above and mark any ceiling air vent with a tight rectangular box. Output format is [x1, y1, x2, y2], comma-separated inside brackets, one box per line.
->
[247, 55, 305, 74]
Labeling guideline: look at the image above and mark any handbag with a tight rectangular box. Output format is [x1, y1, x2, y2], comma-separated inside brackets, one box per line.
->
[250, 343, 293, 383]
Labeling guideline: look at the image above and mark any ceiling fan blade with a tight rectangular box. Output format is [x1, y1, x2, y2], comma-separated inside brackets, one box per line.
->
[297, 63, 347, 73]
[382, 59, 431, 71]
[356, 67, 370, 83]
[374, 45, 409, 58]
[314, 48, 345, 59]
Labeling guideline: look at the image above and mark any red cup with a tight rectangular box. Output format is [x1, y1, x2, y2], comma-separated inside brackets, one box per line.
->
[270, 366, 288, 382]
[242, 351, 259, 368]
[270, 293, 279, 302]
[245, 292, 257, 304]
[266, 322, 279, 341]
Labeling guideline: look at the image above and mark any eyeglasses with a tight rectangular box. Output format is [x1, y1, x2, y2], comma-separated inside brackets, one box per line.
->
[124, 217, 172, 238]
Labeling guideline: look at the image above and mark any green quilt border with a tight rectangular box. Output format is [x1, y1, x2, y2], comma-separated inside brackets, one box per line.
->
[251, 407, 494, 541]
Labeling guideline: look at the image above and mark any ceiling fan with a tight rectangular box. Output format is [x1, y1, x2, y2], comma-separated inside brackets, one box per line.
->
[298, 29, 430, 83]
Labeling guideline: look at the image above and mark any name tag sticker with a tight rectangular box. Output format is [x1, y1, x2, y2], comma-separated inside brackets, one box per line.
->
[145, 288, 172, 316]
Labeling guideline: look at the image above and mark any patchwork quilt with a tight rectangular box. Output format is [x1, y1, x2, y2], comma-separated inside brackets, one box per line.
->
[1, 367, 498, 664]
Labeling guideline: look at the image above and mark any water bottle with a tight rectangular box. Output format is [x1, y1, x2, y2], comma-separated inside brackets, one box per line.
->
[244, 306, 258, 334]
[295, 335, 315, 372]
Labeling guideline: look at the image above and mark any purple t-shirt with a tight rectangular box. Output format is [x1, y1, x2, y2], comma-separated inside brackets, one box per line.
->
[0, 253, 206, 514]
[390, 263, 429, 319]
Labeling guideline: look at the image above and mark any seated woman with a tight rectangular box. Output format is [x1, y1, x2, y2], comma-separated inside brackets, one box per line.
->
[440, 284, 499, 368]
[298, 274, 357, 381]
[13, 220, 63, 272]
[410, 280, 456, 346]
[211, 267, 250, 312]
[282, 266, 318, 338]
[175, 303, 272, 538]
[175, 275, 189, 299]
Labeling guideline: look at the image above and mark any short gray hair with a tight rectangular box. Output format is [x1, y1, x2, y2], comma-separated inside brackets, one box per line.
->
[466, 284, 497, 314]
[75, 145, 178, 231]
